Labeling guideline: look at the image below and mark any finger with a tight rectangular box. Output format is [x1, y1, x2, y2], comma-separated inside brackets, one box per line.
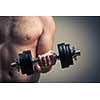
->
[41, 55, 47, 66]
[38, 55, 43, 67]
[48, 50, 54, 54]
[46, 55, 51, 66]
[49, 55, 56, 65]
[34, 64, 41, 73]
[49, 50, 56, 56]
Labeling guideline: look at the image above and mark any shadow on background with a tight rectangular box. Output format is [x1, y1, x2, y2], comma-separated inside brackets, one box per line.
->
[40, 16, 100, 83]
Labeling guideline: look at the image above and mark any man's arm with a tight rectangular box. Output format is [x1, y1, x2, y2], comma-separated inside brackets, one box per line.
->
[35, 17, 56, 73]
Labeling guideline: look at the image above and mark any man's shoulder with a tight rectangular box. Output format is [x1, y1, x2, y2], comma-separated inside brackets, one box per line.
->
[39, 16, 55, 25]
[39, 16, 56, 34]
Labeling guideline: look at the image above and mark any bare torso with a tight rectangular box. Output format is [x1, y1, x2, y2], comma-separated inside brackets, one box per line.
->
[0, 16, 54, 82]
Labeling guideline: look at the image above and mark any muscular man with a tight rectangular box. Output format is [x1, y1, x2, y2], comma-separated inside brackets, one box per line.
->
[0, 16, 56, 82]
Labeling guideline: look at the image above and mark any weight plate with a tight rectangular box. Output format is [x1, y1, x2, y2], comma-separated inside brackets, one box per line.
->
[57, 43, 69, 68]
[19, 50, 34, 75]
[19, 53, 26, 74]
[66, 44, 73, 65]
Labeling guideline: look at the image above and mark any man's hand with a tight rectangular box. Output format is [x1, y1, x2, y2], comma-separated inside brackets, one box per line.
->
[35, 50, 57, 73]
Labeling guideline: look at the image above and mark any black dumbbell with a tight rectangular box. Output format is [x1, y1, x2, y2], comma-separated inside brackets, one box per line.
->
[11, 43, 81, 75]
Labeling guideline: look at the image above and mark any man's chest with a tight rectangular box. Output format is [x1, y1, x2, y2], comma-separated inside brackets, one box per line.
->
[0, 17, 43, 45]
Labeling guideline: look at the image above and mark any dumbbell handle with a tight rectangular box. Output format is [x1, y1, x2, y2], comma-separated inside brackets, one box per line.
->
[31, 49, 81, 65]
[11, 53, 59, 67]
[32, 54, 59, 64]
[11, 48, 80, 68]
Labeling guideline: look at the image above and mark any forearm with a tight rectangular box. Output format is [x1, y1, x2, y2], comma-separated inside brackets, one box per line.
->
[35, 64, 52, 73]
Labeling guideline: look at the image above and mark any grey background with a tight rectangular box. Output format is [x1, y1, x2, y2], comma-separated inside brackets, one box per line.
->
[39, 16, 100, 83]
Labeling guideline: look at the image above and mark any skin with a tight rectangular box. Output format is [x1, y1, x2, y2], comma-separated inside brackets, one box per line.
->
[0, 16, 56, 82]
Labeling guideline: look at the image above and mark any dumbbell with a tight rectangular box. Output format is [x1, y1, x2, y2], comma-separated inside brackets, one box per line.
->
[11, 43, 81, 75]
